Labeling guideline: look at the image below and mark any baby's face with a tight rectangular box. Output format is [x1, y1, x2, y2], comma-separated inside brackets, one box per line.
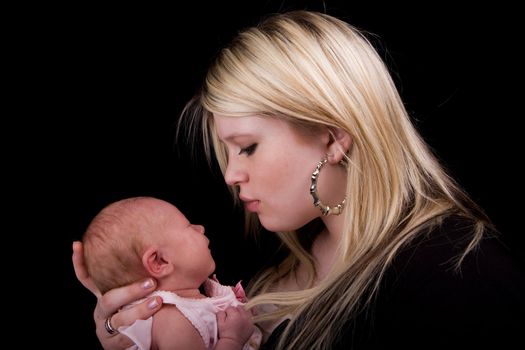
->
[156, 203, 216, 281]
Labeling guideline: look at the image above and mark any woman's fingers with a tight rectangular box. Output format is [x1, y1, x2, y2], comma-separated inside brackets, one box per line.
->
[105, 296, 162, 328]
[95, 315, 135, 350]
[95, 296, 163, 349]
[94, 278, 158, 320]
[72, 241, 101, 297]
[73, 242, 163, 349]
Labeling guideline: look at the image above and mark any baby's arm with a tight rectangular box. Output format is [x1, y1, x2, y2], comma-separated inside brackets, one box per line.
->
[152, 305, 206, 350]
[216, 306, 256, 350]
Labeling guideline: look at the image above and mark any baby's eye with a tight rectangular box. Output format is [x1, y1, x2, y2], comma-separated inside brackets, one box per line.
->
[238, 144, 257, 156]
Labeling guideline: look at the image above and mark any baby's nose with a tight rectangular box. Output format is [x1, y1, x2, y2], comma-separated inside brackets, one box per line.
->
[193, 225, 205, 234]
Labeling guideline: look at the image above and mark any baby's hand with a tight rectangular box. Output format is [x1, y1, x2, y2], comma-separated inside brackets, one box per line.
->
[217, 306, 255, 348]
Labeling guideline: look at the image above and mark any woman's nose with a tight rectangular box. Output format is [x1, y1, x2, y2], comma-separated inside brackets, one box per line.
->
[224, 162, 248, 186]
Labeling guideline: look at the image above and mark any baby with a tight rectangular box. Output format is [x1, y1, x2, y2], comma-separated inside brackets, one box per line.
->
[82, 196, 260, 350]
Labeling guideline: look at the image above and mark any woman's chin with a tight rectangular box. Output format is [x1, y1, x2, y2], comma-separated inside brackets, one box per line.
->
[259, 217, 308, 233]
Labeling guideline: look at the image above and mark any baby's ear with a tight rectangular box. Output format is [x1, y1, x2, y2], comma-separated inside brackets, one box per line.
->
[143, 246, 173, 278]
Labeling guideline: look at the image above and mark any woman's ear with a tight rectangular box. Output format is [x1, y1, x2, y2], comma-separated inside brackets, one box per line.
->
[142, 246, 173, 278]
[326, 127, 352, 164]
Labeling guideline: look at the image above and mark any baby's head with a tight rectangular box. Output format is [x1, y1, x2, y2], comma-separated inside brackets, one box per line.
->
[83, 197, 215, 294]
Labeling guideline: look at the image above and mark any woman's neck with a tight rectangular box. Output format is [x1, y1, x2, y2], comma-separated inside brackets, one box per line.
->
[278, 224, 342, 292]
[313, 214, 344, 280]
[311, 227, 340, 281]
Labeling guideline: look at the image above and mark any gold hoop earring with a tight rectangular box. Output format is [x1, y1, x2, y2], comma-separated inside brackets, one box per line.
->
[310, 158, 346, 216]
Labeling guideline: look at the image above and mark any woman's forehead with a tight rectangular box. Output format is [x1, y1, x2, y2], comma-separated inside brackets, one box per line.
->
[213, 114, 286, 139]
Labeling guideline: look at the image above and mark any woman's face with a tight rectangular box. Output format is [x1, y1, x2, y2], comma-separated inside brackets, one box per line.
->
[214, 114, 328, 232]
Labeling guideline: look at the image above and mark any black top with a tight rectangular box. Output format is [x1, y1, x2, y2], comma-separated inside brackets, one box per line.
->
[261, 216, 525, 349]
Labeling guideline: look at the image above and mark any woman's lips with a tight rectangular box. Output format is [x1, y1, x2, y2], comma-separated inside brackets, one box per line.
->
[244, 200, 260, 212]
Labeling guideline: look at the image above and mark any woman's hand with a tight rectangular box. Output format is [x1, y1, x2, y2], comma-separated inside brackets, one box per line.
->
[72, 241, 163, 349]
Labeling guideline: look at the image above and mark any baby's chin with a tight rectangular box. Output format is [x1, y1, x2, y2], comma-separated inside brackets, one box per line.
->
[208, 261, 216, 275]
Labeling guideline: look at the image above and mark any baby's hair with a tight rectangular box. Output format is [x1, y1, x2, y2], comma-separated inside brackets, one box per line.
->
[82, 197, 162, 293]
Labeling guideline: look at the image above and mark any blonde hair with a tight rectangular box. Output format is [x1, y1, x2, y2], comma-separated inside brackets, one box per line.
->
[179, 10, 489, 349]
[83, 197, 162, 294]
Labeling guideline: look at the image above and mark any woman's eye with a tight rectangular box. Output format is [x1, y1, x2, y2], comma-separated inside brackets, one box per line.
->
[238, 144, 257, 155]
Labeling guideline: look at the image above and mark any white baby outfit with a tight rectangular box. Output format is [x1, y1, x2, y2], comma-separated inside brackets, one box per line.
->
[119, 278, 260, 350]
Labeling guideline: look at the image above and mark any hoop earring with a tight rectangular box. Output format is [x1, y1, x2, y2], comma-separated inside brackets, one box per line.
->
[310, 158, 347, 216]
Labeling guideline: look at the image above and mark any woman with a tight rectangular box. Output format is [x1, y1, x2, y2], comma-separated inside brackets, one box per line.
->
[73, 11, 524, 349]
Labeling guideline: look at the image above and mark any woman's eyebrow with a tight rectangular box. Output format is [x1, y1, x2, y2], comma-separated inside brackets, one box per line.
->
[222, 133, 252, 141]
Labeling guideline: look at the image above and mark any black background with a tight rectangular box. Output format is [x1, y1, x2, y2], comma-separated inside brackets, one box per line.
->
[18, 1, 521, 348]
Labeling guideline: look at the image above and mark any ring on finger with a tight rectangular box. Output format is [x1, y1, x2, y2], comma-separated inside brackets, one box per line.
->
[104, 315, 119, 335]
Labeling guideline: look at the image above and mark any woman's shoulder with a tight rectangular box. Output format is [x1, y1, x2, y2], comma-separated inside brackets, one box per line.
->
[391, 214, 521, 280]
[364, 214, 525, 347]
[331, 215, 525, 349]
[384, 214, 524, 295]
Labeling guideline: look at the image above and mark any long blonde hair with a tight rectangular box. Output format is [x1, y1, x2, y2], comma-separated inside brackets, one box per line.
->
[179, 10, 489, 349]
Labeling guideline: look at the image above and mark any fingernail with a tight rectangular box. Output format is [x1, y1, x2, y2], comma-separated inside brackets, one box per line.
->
[148, 298, 159, 309]
[142, 279, 154, 289]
